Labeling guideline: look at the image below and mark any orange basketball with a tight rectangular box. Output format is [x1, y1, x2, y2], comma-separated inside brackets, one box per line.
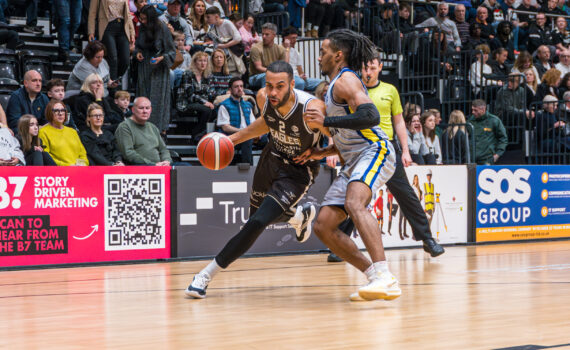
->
[196, 132, 235, 170]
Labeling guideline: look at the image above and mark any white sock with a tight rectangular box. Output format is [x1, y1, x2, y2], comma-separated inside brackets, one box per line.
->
[306, 23, 312, 30]
[200, 259, 222, 279]
[373, 261, 390, 275]
[364, 264, 377, 281]
[313, 25, 319, 31]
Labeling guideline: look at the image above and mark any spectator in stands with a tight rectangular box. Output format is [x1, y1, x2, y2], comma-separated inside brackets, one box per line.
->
[473, 6, 495, 40]
[488, 48, 511, 79]
[205, 7, 246, 77]
[282, 26, 322, 91]
[421, 111, 443, 164]
[524, 68, 539, 104]
[552, 16, 570, 52]
[535, 68, 562, 102]
[176, 51, 216, 143]
[188, 0, 208, 43]
[512, 0, 534, 51]
[204, 0, 225, 16]
[555, 49, 570, 76]
[170, 31, 193, 89]
[54, 0, 82, 64]
[495, 72, 534, 121]
[22, 0, 42, 35]
[46, 78, 77, 130]
[75, 73, 121, 132]
[536, 94, 567, 152]
[131, 0, 147, 38]
[249, 22, 286, 89]
[469, 98, 508, 164]
[512, 51, 541, 84]
[288, 0, 305, 29]
[313, 81, 329, 101]
[417, 2, 462, 51]
[528, 13, 553, 55]
[217, 77, 257, 164]
[89, 0, 135, 87]
[80, 103, 124, 166]
[398, 3, 415, 35]
[453, 4, 471, 47]
[115, 97, 172, 165]
[535, 45, 553, 78]
[405, 108, 432, 165]
[541, 0, 564, 21]
[112, 90, 133, 120]
[6, 70, 49, 134]
[305, 0, 330, 37]
[466, 22, 487, 51]
[0, 28, 24, 51]
[130, 0, 166, 14]
[39, 100, 89, 166]
[67, 41, 114, 98]
[229, 12, 244, 30]
[209, 48, 232, 96]
[160, 0, 194, 49]
[239, 14, 261, 55]
[17, 114, 56, 166]
[441, 110, 470, 164]
[557, 90, 570, 121]
[559, 72, 570, 96]
[135, 5, 176, 133]
[0, 123, 24, 166]
[470, 44, 503, 95]
[489, 21, 515, 62]
[429, 108, 444, 138]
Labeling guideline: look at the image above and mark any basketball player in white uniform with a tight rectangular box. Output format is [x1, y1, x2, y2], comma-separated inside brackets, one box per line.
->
[298, 29, 401, 301]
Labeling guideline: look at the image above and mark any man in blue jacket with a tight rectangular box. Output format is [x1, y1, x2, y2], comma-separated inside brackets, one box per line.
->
[7, 70, 49, 135]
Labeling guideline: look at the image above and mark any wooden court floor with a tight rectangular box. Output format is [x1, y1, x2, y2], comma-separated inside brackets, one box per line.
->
[1, 241, 570, 350]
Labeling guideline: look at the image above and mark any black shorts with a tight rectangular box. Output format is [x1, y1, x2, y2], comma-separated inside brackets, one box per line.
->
[250, 148, 320, 217]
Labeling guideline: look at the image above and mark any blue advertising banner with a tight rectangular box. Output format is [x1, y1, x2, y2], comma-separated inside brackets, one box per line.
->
[476, 165, 570, 241]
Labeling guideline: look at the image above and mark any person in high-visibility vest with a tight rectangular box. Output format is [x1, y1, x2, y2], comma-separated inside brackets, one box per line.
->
[424, 169, 435, 225]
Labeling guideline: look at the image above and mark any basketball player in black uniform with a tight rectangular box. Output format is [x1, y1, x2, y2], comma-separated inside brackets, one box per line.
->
[185, 61, 329, 299]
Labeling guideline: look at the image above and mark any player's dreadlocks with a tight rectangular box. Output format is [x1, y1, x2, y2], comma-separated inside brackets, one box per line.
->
[325, 29, 377, 72]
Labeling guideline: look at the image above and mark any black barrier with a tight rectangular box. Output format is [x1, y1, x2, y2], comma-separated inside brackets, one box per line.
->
[173, 166, 332, 258]
[254, 11, 290, 34]
[400, 27, 444, 95]
[401, 91, 424, 113]
[527, 100, 570, 164]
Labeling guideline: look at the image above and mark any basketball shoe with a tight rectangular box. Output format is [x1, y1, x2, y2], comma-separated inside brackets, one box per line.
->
[357, 272, 402, 301]
[185, 272, 211, 299]
[290, 202, 316, 243]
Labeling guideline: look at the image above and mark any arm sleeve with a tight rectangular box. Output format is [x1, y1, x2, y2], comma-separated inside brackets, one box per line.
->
[495, 118, 508, 156]
[323, 103, 380, 130]
[73, 130, 89, 165]
[156, 127, 172, 163]
[6, 93, 22, 132]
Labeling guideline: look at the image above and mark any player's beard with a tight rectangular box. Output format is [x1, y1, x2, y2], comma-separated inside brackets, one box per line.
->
[273, 86, 291, 109]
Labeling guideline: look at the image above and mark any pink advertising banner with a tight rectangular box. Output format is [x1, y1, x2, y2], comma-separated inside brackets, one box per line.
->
[0, 167, 170, 267]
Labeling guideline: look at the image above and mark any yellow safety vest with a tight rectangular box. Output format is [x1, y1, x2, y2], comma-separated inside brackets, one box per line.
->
[424, 182, 434, 211]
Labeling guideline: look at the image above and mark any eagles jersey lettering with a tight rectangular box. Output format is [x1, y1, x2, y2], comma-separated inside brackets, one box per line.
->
[262, 89, 321, 161]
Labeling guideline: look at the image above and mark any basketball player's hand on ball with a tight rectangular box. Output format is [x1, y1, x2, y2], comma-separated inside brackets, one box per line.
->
[303, 108, 325, 128]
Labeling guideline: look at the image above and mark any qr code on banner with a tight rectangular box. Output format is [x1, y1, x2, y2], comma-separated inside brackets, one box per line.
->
[104, 174, 166, 251]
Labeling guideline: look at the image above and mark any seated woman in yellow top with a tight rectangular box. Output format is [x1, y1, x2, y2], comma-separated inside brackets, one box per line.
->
[39, 100, 89, 166]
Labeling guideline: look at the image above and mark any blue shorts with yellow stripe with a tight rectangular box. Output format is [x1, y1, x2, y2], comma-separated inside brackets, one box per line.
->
[321, 140, 396, 208]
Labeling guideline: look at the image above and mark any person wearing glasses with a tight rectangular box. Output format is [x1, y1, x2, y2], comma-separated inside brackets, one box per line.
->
[39, 100, 89, 166]
[80, 103, 124, 166]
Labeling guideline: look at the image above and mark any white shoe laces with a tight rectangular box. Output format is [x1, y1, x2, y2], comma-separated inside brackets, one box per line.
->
[192, 273, 211, 289]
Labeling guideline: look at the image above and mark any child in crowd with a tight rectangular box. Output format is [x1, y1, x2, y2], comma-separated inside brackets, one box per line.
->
[46, 79, 78, 130]
[114, 90, 133, 120]
[171, 31, 192, 89]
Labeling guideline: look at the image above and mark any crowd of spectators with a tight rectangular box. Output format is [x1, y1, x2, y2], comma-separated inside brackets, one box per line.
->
[1, 0, 570, 166]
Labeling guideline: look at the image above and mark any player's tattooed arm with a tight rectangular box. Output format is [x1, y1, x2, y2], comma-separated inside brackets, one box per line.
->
[228, 89, 270, 146]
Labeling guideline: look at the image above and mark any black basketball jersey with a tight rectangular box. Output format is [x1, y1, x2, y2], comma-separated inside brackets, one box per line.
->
[262, 89, 321, 161]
